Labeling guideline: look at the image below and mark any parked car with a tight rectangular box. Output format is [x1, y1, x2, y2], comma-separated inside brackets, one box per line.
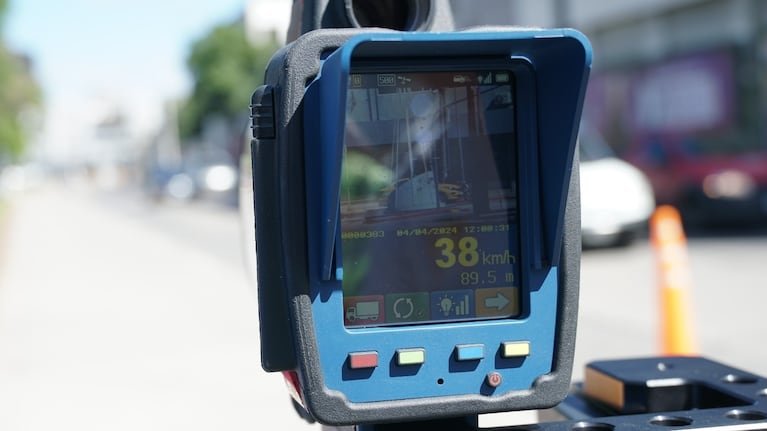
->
[580, 130, 656, 247]
[143, 147, 238, 205]
[627, 138, 767, 226]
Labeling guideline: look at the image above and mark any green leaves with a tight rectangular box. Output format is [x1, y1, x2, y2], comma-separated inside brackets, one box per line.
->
[0, 4, 41, 162]
[179, 21, 279, 140]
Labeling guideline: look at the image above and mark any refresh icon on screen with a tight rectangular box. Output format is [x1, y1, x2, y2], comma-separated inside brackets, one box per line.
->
[394, 297, 414, 319]
[385, 293, 428, 323]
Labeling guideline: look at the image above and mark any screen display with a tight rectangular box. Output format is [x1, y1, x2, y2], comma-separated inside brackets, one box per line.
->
[340, 70, 520, 327]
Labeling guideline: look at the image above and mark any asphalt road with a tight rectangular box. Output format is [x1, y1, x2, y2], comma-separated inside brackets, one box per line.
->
[576, 228, 767, 382]
[0, 184, 765, 429]
[0, 184, 314, 431]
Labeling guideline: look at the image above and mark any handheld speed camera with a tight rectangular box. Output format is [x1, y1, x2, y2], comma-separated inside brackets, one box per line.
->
[250, 27, 591, 425]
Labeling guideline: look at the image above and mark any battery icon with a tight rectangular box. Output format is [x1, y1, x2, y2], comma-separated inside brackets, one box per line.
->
[495, 72, 510, 83]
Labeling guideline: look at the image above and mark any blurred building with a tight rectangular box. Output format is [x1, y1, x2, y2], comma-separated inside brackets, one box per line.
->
[452, 0, 767, 223]
[452, 0, 767, 150]
[80, 107, 142, 188]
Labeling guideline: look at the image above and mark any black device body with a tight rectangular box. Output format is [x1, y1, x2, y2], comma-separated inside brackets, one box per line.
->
[250, 27, 589, 425]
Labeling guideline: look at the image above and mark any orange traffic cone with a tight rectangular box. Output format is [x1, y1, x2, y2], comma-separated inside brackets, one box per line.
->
[649, 205, 697, 356]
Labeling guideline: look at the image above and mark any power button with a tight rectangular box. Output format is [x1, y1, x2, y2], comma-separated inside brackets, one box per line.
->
[486, 372, 503, 388]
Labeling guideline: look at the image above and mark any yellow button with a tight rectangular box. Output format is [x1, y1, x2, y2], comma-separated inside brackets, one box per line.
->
[502, 341, 530, 358]
[397, 348, 425, 366]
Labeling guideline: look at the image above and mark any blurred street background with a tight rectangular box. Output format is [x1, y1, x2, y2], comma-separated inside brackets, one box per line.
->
[0, 0, 766, 429]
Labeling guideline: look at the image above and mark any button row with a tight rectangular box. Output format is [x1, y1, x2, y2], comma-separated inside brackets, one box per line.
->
[347, 341, 530, 370]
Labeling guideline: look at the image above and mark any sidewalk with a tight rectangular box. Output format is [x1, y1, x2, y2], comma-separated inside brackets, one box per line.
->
[0, 185, 315, 430]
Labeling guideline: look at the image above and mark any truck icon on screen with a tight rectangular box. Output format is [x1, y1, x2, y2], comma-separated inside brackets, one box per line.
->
[346, 301, 380, 322]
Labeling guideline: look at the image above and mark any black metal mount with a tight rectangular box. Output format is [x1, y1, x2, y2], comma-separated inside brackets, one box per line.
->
[355, 357, 767, 431]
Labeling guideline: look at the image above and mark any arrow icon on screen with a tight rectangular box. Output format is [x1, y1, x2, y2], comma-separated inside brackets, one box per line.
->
[484, 293, 510, 311]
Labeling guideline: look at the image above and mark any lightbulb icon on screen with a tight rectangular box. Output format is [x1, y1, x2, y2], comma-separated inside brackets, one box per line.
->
[439, 296, 453, 317]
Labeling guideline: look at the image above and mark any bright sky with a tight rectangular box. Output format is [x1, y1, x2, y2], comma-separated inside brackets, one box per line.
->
[4, 0, 248, 161]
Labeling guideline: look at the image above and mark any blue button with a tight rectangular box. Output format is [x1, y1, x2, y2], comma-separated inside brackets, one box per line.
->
[455, 344, 485, 361]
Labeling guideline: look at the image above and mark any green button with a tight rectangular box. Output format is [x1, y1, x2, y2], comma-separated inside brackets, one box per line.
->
[396, 348, 425, 366]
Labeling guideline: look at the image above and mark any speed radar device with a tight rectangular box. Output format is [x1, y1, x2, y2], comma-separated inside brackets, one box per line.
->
[250, 29, 591, 425]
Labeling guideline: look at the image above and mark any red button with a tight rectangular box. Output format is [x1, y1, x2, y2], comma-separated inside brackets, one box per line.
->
[486, 372, 503, 388]
[349, 351, 378, 369]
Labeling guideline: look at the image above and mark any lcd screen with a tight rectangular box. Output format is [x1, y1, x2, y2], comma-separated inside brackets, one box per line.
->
[340, 70, 520, 327]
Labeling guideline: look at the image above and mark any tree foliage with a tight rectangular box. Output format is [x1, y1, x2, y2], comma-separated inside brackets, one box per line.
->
[0, 0, 40, 161]
[179, 20, 279, 140]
